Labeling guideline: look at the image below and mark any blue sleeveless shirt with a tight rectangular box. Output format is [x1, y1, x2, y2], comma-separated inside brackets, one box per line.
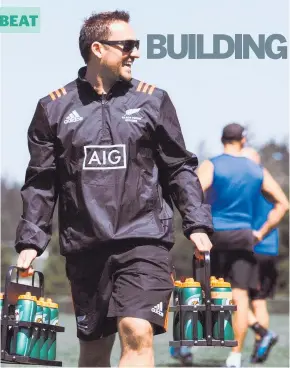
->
[253, 195, 279, 256]
[206, 154, 263, 230]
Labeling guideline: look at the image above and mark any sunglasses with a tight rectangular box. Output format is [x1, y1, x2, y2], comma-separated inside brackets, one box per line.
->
[98, 40, 140, 53]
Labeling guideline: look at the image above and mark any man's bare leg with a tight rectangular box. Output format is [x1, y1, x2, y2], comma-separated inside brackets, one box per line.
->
[78, 333, 116, 367]
[252, 299, 269, 329]
[226, 288, 249, 367]
[232, 288, 249, 353]
[118, 317, 154, 367]
[248, 307, 260, 340]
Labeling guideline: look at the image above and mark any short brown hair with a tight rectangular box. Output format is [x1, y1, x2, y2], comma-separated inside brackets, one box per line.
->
[79, 10, 130, 64]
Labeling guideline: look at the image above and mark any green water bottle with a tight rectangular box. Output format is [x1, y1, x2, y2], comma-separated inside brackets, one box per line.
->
[29, 298, 44, 359]
[47, 299, 59, 360]
[39, 298, 51, 360]
[14, 292, 37, 356]
[211, 278, 234, 340]
[174, 278, 203, 340]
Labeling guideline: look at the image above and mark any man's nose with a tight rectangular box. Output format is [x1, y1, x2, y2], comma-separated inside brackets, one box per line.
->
[130, 47, 140, 59]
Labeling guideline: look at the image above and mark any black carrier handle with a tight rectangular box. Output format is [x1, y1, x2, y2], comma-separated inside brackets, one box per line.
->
[192, 251, 211, 302]
[5, 266, 44, 306]
[192, 251, 212, 344]
[14, 266, 45, 288]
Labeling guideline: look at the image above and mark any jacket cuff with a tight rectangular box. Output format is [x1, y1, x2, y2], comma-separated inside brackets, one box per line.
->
[15, 218, 48, 256]
[190, 228, 207, 235]
[184, 226, 214, 239]
[15, 243, 43, 257]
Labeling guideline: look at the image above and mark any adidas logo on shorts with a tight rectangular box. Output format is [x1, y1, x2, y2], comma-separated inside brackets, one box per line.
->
[151, 302, 164, 317]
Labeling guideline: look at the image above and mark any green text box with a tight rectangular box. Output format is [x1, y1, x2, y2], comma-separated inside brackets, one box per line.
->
[0, 7, 40, 33]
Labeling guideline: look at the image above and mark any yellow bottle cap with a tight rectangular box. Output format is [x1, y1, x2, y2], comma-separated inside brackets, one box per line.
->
[0, 292, 4, 299]
[182, 278, 201, 287]
[18, 292, 37, 301]
[45, 297, 58, 308]
[211, 279, 231, 288]
[174, 280, 182, 287]
[37, 297, 48, 307]
[37, 299, 44, 306]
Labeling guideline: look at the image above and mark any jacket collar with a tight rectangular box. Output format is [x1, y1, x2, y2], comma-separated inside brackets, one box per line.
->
[77, 66, 132, 100]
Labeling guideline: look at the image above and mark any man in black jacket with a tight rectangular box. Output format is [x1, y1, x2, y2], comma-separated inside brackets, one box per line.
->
[15, 10, 213, 367]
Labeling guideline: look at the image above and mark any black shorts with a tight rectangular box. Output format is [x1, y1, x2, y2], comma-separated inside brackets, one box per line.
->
[210, 230, 259, 290]
[249, 254, 278, 300]
[65, 244, 174, 341]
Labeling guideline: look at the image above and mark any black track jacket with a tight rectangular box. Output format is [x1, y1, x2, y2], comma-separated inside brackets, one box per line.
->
[15, 67, 213, 256]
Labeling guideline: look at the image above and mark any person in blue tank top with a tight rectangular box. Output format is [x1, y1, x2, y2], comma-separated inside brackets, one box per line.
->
[197, 123, 289, 368]
[241, 147, 288, 364]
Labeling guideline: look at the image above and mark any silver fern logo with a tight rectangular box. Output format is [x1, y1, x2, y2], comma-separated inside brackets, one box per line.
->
[125, 108, 141, 115]
[122, 108, 143, 122]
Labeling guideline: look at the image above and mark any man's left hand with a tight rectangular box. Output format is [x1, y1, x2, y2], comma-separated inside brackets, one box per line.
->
[190, 232, 213, 260]
[253, 230, 263, 244]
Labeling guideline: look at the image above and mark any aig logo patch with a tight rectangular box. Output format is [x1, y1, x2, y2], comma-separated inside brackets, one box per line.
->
[83, 145, 127, 170]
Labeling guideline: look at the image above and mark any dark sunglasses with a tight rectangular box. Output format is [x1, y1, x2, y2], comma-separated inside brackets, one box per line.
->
[98, 40, 140, 53]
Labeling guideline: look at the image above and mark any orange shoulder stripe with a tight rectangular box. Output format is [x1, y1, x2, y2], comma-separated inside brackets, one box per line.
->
[49, 87, 67, 101]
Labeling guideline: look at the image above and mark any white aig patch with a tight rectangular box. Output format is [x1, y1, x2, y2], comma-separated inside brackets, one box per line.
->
[83, 145, 126, 170]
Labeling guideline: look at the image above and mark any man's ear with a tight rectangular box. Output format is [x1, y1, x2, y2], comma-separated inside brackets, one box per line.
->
[241, 137, 247, 146]
[91, 42, 104, 59]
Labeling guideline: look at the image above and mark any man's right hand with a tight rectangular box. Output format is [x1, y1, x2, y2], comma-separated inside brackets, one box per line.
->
[17, 249, 37, 275]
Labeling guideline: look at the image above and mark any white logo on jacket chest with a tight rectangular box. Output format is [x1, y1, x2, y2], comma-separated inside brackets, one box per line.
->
[83, 145, 126, 170]
[122, 108, 143, 123]
[64, 110, 83, 124]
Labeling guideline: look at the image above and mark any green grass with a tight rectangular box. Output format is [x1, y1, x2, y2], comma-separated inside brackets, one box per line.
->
[2, 313, 289, 367]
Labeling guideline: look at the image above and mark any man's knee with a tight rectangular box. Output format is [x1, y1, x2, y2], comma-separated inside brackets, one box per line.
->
[118, 317, 153, 352]
[252, 298, 267, 311]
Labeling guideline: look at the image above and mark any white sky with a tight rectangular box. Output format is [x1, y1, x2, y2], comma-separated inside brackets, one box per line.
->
[1, 0, 289, 184]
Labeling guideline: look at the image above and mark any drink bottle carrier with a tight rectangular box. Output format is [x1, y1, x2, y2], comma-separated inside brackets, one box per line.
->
[1, 266, 65, 366]
[169, 251, 237, 348]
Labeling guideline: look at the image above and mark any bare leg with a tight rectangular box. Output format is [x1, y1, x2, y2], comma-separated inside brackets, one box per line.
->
[231, 288, 249, 353]
[248, 307, 260, 340]
[252, 299, 269, 329]
[118, 317, 154, 367]
[78, 333, 116, 367]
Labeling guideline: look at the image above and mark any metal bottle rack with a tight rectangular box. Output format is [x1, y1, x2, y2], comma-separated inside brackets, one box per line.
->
[1, 266, 65, 366]
[169, 251, 237, 348]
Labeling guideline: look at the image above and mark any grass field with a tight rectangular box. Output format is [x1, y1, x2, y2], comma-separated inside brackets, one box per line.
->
[2, 312, 289, 367]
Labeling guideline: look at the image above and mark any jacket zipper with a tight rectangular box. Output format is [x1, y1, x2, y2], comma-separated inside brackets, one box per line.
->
[101, 93, 106, 140]
[101, 82, 118, 144]
[101, 92, 113, 144]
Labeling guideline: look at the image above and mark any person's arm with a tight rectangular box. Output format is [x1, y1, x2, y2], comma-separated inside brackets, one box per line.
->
[255, 168, 289, 241]
[154, 91, 213, 253]
[196, 159, 214, 192]
[15, 101, 59, 268]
